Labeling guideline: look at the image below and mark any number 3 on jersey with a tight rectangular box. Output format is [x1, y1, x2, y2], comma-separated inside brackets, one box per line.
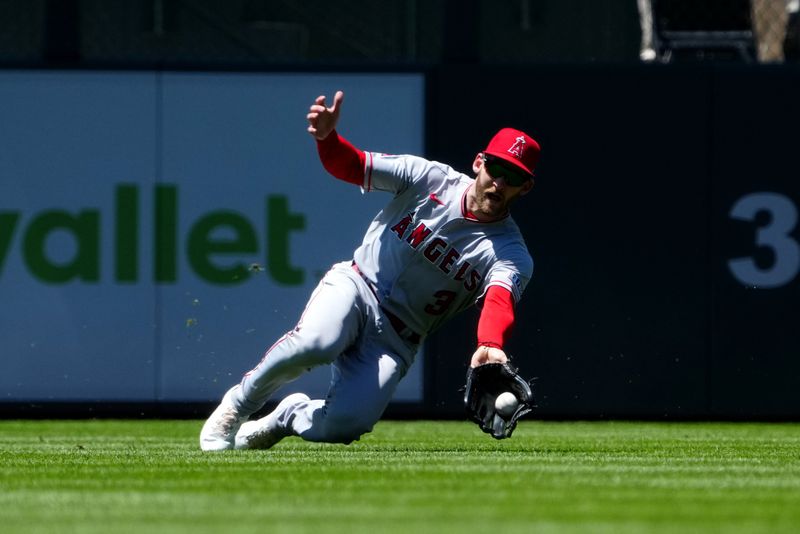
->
[424, 290, 456, 315]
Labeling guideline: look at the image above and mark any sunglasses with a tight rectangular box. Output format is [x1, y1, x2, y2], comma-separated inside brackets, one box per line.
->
[481, 154, 532, 187]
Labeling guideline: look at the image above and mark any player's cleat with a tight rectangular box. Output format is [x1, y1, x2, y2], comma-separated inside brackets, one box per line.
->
[234, 393, 310, 450]
[199, 385, 245, 451]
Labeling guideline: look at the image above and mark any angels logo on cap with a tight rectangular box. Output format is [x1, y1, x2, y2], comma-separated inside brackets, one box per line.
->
[484, 127, 540, 176]
[507, 136, 526, 158]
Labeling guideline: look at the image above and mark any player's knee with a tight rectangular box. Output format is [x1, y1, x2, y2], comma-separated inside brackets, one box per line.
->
[293, 329, 341, 365]
[317, 412, 374, 444]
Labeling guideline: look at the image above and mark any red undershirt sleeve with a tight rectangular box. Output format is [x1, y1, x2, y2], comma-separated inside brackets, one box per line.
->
[476, 285, 516, 349]
[316, 130, 366, 186]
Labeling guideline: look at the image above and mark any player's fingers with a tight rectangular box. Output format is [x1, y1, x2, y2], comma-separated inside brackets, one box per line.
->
[307, 112, 318, 121]
[330, 90, 344, 113]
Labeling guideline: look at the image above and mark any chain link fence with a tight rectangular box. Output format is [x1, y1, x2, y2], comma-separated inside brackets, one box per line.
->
[638, 0, 798, 63]
[0, 0, 798, 66]
[78, 0, 444, 65]
[0, 0, 44, 62]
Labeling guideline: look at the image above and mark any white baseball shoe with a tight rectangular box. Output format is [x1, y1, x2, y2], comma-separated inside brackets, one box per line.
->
[234, 393, 310, 450]
[199, 385, 245, 451]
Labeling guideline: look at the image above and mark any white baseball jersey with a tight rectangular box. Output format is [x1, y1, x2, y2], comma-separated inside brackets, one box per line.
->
[352, 152, 533, 337]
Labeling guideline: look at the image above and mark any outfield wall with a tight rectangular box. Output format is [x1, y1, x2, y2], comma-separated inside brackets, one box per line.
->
[0, 71, 425, 409]
[425, 65, 800, 419]
[1, 66, 798, 418]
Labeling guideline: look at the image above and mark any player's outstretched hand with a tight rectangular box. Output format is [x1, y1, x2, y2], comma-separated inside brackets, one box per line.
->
[307, 90, 344, 140]
[470, 345, 508, 368]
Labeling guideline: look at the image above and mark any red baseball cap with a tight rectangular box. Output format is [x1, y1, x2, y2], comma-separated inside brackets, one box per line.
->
[483, 127, 540, 177]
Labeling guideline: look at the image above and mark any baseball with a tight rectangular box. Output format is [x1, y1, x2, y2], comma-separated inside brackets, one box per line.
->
[495, 392, 519, 418]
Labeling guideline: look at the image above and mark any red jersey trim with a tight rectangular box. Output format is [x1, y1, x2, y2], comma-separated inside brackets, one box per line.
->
[486, 279, 515, 295]
[461, 185, 479, 221]
[365, 152, 373, 191]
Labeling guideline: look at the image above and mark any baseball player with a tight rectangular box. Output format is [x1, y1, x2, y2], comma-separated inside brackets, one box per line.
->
[200, 90, 540, 451]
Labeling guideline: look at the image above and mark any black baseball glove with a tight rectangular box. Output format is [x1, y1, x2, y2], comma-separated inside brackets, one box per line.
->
[464, 362, 535, 439]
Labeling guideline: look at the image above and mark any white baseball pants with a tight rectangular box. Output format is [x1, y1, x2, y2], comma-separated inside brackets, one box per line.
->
[231, 261, 418, 444]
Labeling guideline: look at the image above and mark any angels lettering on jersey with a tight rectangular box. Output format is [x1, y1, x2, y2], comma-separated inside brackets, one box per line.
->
[390, 210, 483, 293]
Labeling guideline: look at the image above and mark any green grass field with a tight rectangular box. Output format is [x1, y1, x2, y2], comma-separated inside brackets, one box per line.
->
[1, 420, 799, 534]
